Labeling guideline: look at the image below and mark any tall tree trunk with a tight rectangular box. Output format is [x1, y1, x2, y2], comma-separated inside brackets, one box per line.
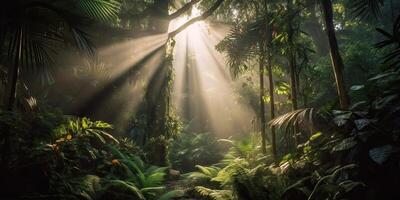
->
[267, 50, 276, 158]
[259, 52, 267, 155]
[287, 0, 297, 111]
[145, 0, 170, 166]
[264, 0, 276, 159]
[287, 0, 299, 146]
[320, 0, 350, 109]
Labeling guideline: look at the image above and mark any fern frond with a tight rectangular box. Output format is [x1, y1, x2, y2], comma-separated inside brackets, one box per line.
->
[195, 186, 234, 200]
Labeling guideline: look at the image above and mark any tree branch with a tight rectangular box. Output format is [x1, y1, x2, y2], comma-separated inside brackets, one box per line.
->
[168, 0, 202, 20]
[168, 0, 224, 38]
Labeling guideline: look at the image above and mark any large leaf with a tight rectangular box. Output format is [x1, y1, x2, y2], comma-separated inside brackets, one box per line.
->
[268, 108, 315, 133]
[332, 110, 352, 127]
[75, 0, 120, 22]
[350, 0, 384, 19]
[332, 137, 357, 152]
[369, 145, 399, 165]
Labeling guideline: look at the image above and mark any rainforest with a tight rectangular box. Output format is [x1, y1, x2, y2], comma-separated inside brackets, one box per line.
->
[0, 0, 399, 199]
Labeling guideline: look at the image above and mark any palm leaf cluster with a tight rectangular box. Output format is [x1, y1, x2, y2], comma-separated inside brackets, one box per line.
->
[376, 15, 400, 67]
[350, 0, 384, 19]
[216, 17, 267, 77]
[268, 108, 316, 133]
[0, 0, 120, 81]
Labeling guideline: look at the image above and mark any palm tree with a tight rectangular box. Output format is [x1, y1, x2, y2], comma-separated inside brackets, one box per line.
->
[216, 15, 273, 154]
[0, 0, 120, 110]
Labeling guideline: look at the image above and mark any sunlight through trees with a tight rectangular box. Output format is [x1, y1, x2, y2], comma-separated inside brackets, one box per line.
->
[1, 0, 400, 199]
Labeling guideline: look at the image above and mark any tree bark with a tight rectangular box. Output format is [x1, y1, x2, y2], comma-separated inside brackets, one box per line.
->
[259, 52, 267, 155]
[264, 0, 276, 159]
[287, 0, 297, 111]
[267, 50, 276, 158]
[320, 0, 350, 109]
[287, 0, 299, 146]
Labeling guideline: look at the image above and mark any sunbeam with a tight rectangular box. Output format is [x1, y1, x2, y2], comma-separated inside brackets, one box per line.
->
[172, 18, 255, 137]
[70, 7, 255, 136]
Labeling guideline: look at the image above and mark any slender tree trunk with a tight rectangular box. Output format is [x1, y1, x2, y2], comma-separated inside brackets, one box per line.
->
[287, 0, 299, 146]
[320, 0, 350, 109]
[289, 53, 299, 147]
[259, 52, 267, 155]
[267, 50, 276, 158]
[287, 0, 297, 111]
[264, 0, 276, 159]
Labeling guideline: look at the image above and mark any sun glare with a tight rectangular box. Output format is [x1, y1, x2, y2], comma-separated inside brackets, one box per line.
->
[77, 6, 255, 137]
[171, 9, 254, 137]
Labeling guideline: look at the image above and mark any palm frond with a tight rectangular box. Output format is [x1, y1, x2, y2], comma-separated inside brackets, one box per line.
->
[75, 0, 121, 22]
[216, 17, 265, 77]
[375, 15, 400, 67]
[0, 0, 121, 85]
[268, 108, 315, 132]
[350, 0, 384, 19]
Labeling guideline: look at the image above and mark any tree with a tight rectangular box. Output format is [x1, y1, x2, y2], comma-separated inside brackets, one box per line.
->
[319, 0, 350, 109]
[264, 0, 277, 159]
[141, 0, 225, 165]
[216, 1, 274, 155]
[259, 45, 268, 154]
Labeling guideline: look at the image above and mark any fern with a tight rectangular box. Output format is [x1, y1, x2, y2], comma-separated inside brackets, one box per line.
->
[195, 186, 234, 200]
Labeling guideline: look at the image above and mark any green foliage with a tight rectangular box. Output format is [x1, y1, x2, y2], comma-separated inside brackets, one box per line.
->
[183, 136, 280, 200]
[216, 23, 260, 77]
[195, 186, 233, 200]
[0, 0, 121, 81]
[351, 0, 384, 19]
[0, 109, 183, 199]
[169, 132, 223, 172]
[376, 15, 400, 67]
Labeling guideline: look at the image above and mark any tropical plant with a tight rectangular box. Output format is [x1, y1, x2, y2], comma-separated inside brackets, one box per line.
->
[0, 0, 121, 110]
[0, 110, 184, 199]
[217, 13, 274, 154]
[376, 15, 400, 67]
[169, 132, 223, 172]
